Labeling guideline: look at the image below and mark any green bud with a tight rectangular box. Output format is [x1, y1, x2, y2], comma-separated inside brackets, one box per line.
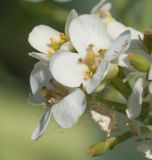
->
[106, 64, 119, 80]
[128, 54, 150, 72]
[143, 30, 152, 54]
[87, 137, 117, 157]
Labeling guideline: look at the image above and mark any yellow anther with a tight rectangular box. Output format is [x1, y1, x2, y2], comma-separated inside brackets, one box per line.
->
[87, 51, 95, 60]
[50, 37, 60, 50]
[84, 71, 93, 80]
[48, 33, 68, 57]
[99, 49, 106, 58]
[49, 97, 56, 104]
[78, 58, 84, 64]
[48, 48, 55, 57]
[86, 44, 96, 66]
[60, 33, 68, 44]
[41, 87, 48, 97]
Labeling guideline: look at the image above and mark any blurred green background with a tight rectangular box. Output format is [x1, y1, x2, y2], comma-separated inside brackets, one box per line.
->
[0, 0, 152, 160]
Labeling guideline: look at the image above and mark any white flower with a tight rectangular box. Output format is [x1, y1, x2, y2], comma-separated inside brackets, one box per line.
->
[29, 61, 86, 140]
[28, 9, 78, 62]
[126, 78, 144, 120]
[138, 144, 152, 159]
[49, 15, 131, 94]
[91, 0, 142, 40]
[126, 71, 152, 120]
[91, 0, 151, 71]
[91, 0, 112, 18]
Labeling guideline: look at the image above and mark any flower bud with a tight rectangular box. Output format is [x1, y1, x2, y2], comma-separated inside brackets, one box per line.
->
[142, 30, 152, 54]
[87, 137, 117, 157]
[106, 63, 119, 80]
[128, 54, 150, 72]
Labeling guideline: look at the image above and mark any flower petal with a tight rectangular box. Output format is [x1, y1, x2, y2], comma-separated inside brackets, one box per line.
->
[50, 51, 88, 88]
[60, 41, 74, 52]
[116, 53, 136, 71]
[105, 20, 143, 40]
[105, 30, 131, 61]
[148, 64, 152, 80]
[91, 110, 111, 134]
[65, 9, 78, 38]
[28, 25, 60, 54]
[52, 88, 86, 128]
[126, 78, 144, 120]
[31, 108, 52, 141]
[69, 14, 111, 58]
[148, 82, 152, 94]
[30, 62, 52, 104]
[91, 0, 112, 15]
[138, 144, 152, 160]
[84, 60, 110, 94]
[29, 52, 50, 62]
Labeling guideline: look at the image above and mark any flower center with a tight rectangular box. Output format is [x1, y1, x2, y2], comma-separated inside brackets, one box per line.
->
[48, 33, 68, 57]
[82, 44, 107, 80]
[41, 81, 68, 105]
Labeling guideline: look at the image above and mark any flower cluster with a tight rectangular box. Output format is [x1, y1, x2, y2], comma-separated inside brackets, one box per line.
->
[28, 0, 152, 159]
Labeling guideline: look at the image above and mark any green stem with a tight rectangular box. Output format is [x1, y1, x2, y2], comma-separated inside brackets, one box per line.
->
[116, 131, 133, 144]
[111, 77, 131, 99]
[87, 126, 152, 157]
[91, 95, 126, 113]
[110, 68, 132, 99]
[92, 95, 150, 125]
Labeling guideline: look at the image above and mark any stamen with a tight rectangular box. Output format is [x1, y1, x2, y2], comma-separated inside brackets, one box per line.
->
[86, 44, 96, 69]
[50, 37, 60, 50]
[48, 48, 55, 57]
[84, 71, 93, 80]
[48, 33, 68, 57]
[41, 86, 55, 100]
[60, 33, 68, 44]
[83, 45, 107, 80]
[98, 49, 106, 58]
[41, 86, 48, 97]
[48, 97, 56, 104]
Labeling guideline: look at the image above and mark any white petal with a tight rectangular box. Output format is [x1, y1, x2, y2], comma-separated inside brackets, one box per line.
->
[128, 27, 143, 40]
[148, 64, 152, 80]
[105, 21, 128, 39]
[52, 89, 86, 128]
[31, 108, 52, 141]
[28, 25, 60, 54]
[91, 0, 105, 14]
[91, 110, 111, 133]
[84, 60, 110, 94]
[116, 53, 136, 71]
[105, 30, 131, 61]
[138, 144, 152, 160]
[60, 41, 74, 52]
[30, 62, 52, 104]
[148, 82, 152, 94]
[65, 9, 78, 38]
[69, 14, 111, 58]
[105, 20, 143, 40]
[29, 52, 50, 62]
[91, 0, 112, 15]
[126, 78, 144, 120]
[50, 51, 88, 88]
